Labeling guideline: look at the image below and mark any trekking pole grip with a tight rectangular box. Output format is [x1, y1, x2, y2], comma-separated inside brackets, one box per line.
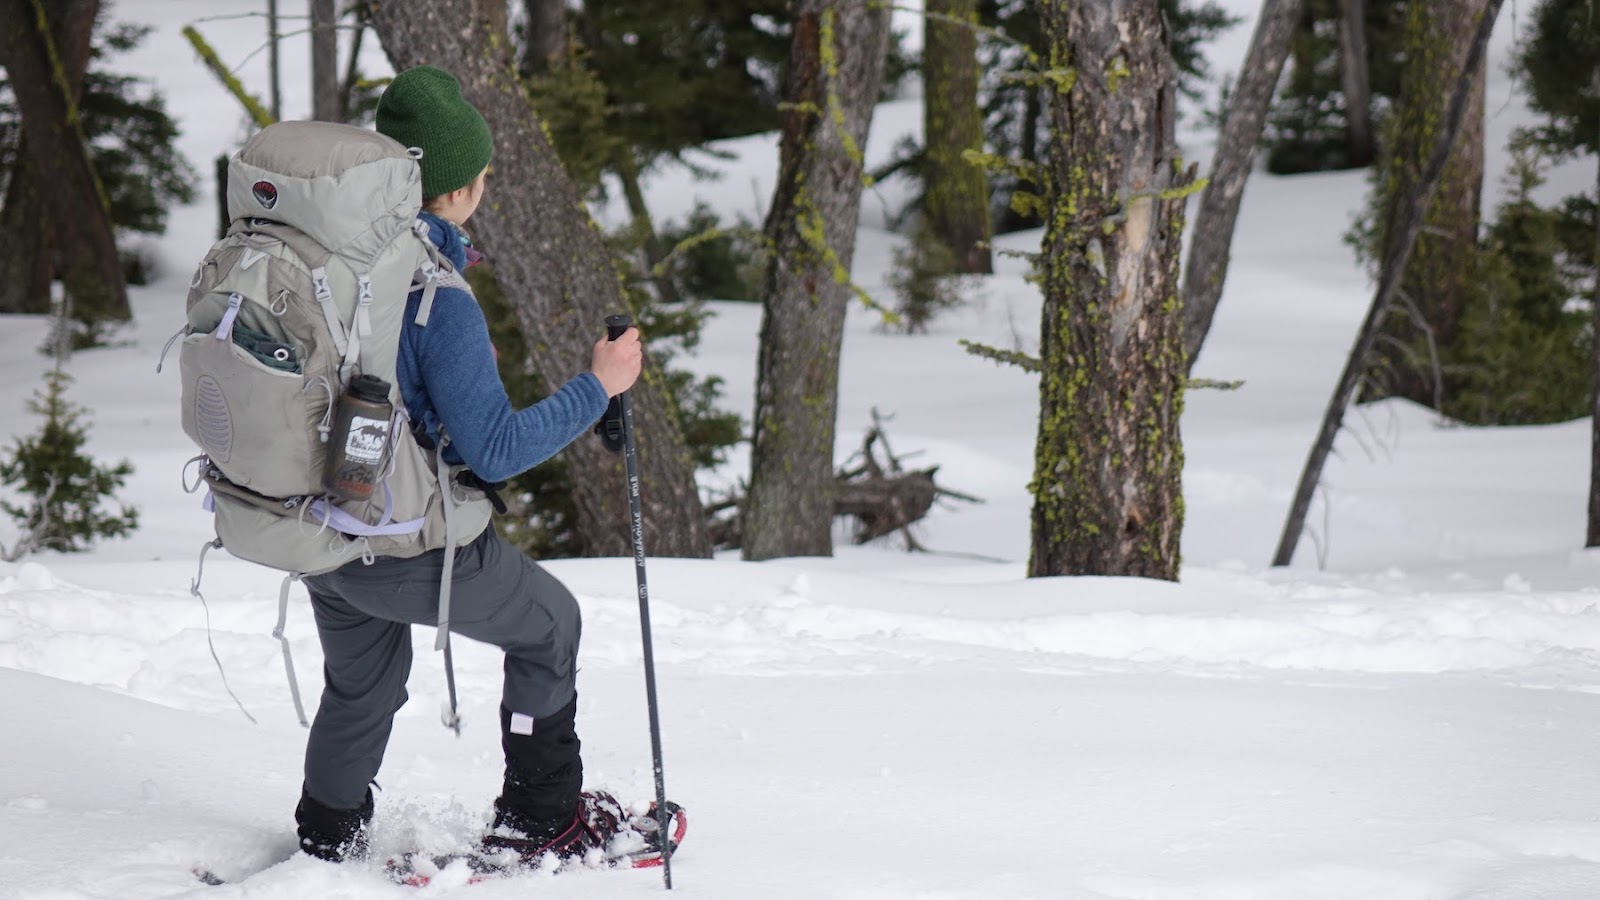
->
[605, 314, 633, 344]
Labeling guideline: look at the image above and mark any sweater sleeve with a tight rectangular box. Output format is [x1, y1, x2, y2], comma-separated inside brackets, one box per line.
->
[414, 287, 610, 483]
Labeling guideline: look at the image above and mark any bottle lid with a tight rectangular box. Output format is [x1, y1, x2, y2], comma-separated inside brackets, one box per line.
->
[349, 373, 390, 403]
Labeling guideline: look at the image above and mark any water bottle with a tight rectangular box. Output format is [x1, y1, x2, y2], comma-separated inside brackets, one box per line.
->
[323, 374, 393, 502]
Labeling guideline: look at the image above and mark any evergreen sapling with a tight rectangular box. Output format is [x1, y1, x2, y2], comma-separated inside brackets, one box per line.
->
[0, 369, 137, 556]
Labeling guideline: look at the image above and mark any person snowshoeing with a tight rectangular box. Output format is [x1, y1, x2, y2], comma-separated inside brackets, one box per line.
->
[292, 64, 650, 868]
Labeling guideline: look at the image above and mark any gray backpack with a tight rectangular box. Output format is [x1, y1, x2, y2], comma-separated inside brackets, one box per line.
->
[165, 121, 491, 727]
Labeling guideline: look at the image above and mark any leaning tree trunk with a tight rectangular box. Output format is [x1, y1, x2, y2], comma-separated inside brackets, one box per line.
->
[1338, 0, 1374, 167]
[742, 0, 891, 561]
[1032, 0, 1191, 580]
[1366, 0, 1488, 408]
[1273, 0, 1503, 567]
[1181, 0, 1304, 371]
[370, 0, 711, 558]
[0, 0, 128, 325]
[923, 0, 992, 274]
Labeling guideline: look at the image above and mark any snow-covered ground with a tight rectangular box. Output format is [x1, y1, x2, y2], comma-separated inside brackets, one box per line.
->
[4, 2, 1600, 898]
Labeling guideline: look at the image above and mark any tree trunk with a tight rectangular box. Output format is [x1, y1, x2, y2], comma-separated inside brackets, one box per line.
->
[1272, 0, 1503, 567]
[0, 0, 128, 325]
[1338, 0, 1374, 167]
[0, 147, 51, 314]
[1587, 67, 1600, 549]
[521, 0, 567, 77]
[1181, 0, 1303, 370]
[1367, 0, 1487, 408]
[310, 0, 339, 121]
[266, 0, 282, 121]
[370, 0, 711, 558]
[742, 0, 891, 561]
[923, 0, 991, 274]
[0, 0, 96, 315]
[1031, 0, 1190, 580]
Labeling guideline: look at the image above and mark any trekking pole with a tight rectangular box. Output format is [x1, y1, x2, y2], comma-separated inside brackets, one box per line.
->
[605, 314, 673, 889]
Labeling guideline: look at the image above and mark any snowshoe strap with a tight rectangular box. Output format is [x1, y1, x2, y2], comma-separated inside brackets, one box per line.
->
[274, 572, 310, 728]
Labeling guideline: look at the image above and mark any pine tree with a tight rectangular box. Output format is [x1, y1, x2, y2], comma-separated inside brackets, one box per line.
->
[1442, 146, 1589, 425]
[0, 368, 137, 555]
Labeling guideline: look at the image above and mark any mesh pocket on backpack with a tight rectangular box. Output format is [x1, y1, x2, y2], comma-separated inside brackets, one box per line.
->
[179, 332, 330, 498]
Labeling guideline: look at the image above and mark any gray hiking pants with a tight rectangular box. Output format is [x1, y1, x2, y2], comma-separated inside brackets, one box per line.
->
[300, 524, 581, 810]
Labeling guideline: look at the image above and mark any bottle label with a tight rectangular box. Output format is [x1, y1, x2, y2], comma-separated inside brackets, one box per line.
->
[343, 414, 390, 464]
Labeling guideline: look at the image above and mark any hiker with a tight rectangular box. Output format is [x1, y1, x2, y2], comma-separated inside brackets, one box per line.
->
[291, 64, 644, 866]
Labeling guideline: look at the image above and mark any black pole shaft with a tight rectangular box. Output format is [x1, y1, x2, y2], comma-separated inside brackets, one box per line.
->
[606, 315, 672, 889]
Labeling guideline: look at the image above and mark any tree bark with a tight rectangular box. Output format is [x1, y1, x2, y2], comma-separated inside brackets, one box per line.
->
[1181, 0, 1303, 370]
[1338, 0, 1374, 167]
[1030, 0, 1190, 580]
[521, 0, 567, 77]
[1587, 66, 1600, 549]
[0, 0, 128, 325]
[923, 0, 992, 274]
[310, 0, 339, 121]
[1367, 0, 1488, 408]
[0, 0, 95, 315]
[1272, 0, 1503, 567]
[742, 0, 892, 561]
[370, 0, 711, 558]
[0, 145, 51, 314]
[266, 0, 282, 121]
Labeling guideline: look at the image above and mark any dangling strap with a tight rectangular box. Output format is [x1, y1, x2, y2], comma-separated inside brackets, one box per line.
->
[190, 538, 257, 724]
[274, 572, 310, 728]
[435, 441, 462, 735]
[155, 325, 186, 374]
[310, 267, 349, 358]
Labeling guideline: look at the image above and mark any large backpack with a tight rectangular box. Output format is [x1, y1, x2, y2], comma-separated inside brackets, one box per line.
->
[167, 121, 492, 727]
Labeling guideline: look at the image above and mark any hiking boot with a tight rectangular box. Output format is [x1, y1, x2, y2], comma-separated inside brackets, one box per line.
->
[481, 790, 633, 867]
[295, 785, 373, 862]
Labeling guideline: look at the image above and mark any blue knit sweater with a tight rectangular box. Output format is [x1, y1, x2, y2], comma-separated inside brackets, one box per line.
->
[397, 213, 609, 483]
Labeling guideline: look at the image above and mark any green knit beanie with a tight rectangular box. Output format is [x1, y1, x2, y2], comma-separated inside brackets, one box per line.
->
[376, 65, 493, 199]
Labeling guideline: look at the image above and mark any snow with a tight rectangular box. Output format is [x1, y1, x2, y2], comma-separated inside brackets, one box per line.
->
[4, 1, 1600, 898]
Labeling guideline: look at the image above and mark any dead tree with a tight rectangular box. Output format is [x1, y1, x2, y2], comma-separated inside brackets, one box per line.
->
[1182, 0, 1305, 370]
[1272, 0, 1504, 567]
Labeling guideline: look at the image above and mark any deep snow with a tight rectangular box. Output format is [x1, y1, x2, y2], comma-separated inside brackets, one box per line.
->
[4, 1, 1600, 898]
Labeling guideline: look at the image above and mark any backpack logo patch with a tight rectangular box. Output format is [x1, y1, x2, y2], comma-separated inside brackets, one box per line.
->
[252, 180, 279, 209]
